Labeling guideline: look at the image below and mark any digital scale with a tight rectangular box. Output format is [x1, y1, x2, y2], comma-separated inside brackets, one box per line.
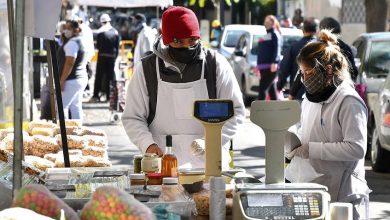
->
[233, 101, 331, 220]
[193, 99, 234, 220]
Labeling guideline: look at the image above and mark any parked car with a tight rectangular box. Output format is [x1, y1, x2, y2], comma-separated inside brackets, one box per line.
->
[228, 26, 303, 104]
[218, 24, 266, 60]
[368, 73, 390, 172]
[352, 32, 390, 157]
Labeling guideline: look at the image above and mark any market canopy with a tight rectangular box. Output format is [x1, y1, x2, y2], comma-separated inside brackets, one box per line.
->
[75, 0, 173, 8]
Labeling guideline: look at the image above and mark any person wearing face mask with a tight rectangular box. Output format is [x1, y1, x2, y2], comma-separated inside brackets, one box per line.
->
[121, 6, 245, 169]
[57, 20, 89, 121]
[89, 13, 120, 103]
[256, 15, 283, 100]
[285, 29, 370, 220]
[132, 13, 157, 67]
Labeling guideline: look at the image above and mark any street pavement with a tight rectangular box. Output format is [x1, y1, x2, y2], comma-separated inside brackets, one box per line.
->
[82, 102, 390, 219]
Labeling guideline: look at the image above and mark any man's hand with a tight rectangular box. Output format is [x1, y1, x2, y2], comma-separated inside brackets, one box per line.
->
[146, 143, 163, 157]
[286, 144, 309, 159]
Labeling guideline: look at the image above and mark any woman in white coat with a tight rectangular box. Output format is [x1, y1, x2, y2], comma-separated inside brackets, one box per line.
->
[285, 30, 370, 220]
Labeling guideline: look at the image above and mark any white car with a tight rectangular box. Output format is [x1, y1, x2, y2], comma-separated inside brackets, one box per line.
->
[228, 26, 303, 104]
[218, 24, 266, 60]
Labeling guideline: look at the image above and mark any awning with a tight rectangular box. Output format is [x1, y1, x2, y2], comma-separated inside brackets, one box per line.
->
[75, 0, 173, 8]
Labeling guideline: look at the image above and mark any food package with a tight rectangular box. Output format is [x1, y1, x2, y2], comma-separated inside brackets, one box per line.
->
[31, 127, 54, 137]
[82, 135, 108, 148]
[76, 126, 106, 137]
[27, 120, 57, 135]
[55, 134, 86, 149]
[80, 186, 155, 220]
[192, 188, 233, 216]
[0, 207, 55, 220]
[64, 119, 82, 128]
[12, 184, 78, 220]
[30, 135, 60, 157]
[83, 156, 111, 167]
[54, 155, 86, 168]
[0, 148, 10, 162]
[82, 146, 107, 158]
[43, 153, 58, 163]
[1, 133, 32, 154]
[53, 126, 79, 136]
[24, 156, 54, 172]
[57, 149, 83, 156]
[0, 128, 14, 141]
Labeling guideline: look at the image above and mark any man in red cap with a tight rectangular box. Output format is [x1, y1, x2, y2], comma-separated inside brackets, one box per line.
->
[122, 6, 245, 169]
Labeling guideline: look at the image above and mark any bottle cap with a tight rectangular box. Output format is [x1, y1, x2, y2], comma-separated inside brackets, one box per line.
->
[166, 135, 172, 147]
[162, 177, 178, 185]
[130, 173, 145, 180]
[134, 154, 143, 159]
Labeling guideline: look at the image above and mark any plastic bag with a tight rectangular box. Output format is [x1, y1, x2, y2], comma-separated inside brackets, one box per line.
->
[285, 157, 323, 182]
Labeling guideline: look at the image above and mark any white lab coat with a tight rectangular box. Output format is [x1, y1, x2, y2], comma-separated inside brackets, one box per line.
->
[287, 82, 370, 204]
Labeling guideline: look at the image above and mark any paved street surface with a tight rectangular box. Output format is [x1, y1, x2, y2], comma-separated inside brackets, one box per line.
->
[82, 102, 390, 219]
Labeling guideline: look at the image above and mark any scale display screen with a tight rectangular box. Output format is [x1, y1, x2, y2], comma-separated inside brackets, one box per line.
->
[198, 102, 229, 118]
[194, 100, 234, 123]
[247, 194, 283, 207]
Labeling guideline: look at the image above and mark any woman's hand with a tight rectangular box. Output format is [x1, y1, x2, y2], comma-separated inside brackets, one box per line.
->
[146, 143, 163, 157]
[286, 144, 309, 159]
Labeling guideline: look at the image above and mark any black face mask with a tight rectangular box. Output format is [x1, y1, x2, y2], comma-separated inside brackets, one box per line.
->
[168, 43, 201, 64]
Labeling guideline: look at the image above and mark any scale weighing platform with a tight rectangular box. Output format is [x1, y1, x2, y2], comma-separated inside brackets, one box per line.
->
[233, 183, 329, 220]
[233, 101, 330, 220]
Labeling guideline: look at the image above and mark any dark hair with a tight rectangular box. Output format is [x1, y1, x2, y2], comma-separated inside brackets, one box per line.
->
[319, 17, 341, 34]
[135, 13, 146, 23]
[66, 20, 80, 29]
[303, 17, 319, 33]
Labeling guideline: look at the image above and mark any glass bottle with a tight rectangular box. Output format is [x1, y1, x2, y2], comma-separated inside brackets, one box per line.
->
[161, 135, 178, 177]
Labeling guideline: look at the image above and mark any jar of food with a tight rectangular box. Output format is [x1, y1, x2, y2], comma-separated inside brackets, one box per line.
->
[147, 173, 162, 185]
[133, 154, 143, 173]
[130, 173, 146, 186]
[141, 153, 159, 173]
[161, 177, 181, 202]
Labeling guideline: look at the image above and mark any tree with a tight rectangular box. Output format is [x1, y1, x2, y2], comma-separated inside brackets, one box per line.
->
[365, 0, 388, 32]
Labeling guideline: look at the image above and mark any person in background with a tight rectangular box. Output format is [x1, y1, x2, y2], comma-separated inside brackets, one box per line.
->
[285, 29, 369, 220]
[257, 15, 283, 100]
[292, 8, 304, 28]
[89, 13, 120, 103]
[121, 6, 245, 169]
[73, 15, 95, 98]
[277, 17, 319, 101]
[132, 13, 157, 67]
[210, 19, 222, 44]
[58, 20, 89, 120]
[289, 17, 360, 100]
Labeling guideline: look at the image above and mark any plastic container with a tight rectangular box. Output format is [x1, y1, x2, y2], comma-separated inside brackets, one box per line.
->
[130, 173, 146, 186]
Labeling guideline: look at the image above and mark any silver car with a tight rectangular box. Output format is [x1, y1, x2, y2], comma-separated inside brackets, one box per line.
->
[229, 26, 302, 104]
[369, 73, 390, 172]
[352, 32, 390, 160]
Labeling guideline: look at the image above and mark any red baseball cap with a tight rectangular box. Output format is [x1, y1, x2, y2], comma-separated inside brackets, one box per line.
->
[161, 6, 200, 45]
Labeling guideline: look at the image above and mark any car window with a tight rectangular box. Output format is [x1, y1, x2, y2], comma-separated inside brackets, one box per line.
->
[352, 39, 365, 60]
[282, 35, 301, 55]
[250, 34, 301, 56]
[367, 41, 390, 78]
[223, 30, 246, 47]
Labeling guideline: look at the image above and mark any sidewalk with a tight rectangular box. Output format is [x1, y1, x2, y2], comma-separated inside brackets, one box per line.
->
[82, 101, 140, 166]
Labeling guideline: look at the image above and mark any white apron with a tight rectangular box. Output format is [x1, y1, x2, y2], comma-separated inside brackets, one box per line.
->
[149, 57, 228, 169]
